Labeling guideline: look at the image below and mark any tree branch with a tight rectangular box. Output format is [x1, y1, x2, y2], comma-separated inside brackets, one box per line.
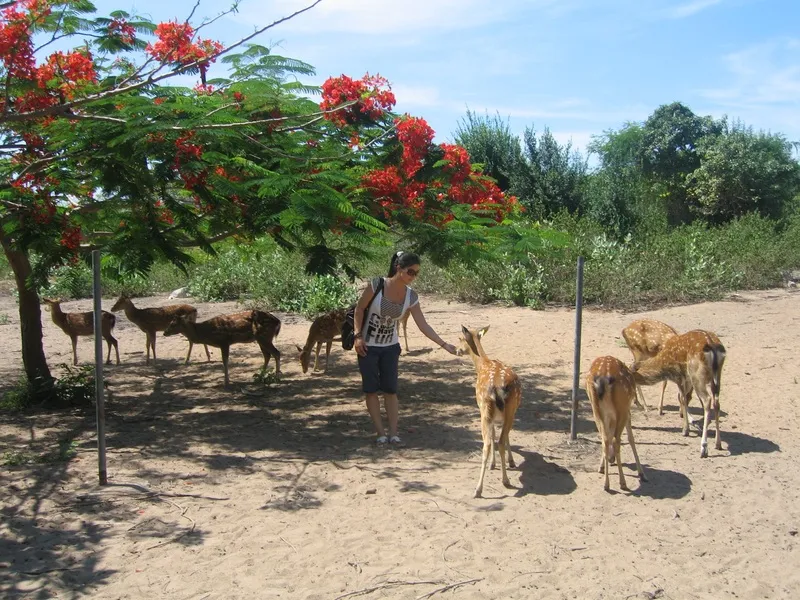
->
[0, 0, 326, 125]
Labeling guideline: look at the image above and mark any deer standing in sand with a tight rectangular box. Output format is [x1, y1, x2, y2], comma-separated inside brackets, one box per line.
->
[586, 356, 647, 491]
[631, 330, 726, 458]
[622, 319, 679, 414]
[164, 310, 281, 386]
[111, 295, 210, 365]
[459, 325, 521, 499]
[296, 308, 346, 374]
[43, 298, 120, 366]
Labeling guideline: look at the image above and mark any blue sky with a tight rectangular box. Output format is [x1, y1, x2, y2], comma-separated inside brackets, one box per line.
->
[94, 0, 800, 158]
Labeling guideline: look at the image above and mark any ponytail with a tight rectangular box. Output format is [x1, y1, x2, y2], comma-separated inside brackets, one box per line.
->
[388, 250, 421, 277]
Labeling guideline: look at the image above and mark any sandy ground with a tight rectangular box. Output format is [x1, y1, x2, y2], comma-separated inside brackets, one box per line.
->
[0, 287, 798, 600]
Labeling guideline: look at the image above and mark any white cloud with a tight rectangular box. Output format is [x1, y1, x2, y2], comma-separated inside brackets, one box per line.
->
[234, 0, 561, 35]
[550, 130, 597, 153]
[665, 0, 724, 19]
[700, 39, 800, 106]
[391, 84, 443, 109]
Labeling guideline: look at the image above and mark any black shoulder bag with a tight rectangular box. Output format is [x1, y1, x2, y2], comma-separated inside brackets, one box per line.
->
[341, 278, 384, 350]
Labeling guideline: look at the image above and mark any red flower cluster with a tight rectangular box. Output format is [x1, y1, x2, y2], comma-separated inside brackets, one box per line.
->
[0, 0, 51, 80]
[146, 21, 223, 77]
[36, 50, 97, 98]
[440, 143, 471, 184]
[108, 17, 136, 45]
[173, 131, 207, 189]
[320, 73, 396, 127]
[60, 224, 82, 251]
[361, 114, 519, 227]
[395, 116, 434, 178]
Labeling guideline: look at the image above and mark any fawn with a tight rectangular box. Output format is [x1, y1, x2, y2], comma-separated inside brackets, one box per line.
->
[164, 310, 281, 386]
[586, 356, 647, 491]
[296, 308, 346, 374]
[622, 319, 679, 414]
[43, 298, 120, 366]
[111, 295, 210, 365]
[631, 330, 726, 458]
[459, 325, 521, 498]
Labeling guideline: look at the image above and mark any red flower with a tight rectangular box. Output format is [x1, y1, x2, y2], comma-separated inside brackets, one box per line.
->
[108, 17, 136, 45]
[146, 21, 223, 77]
[395, 116, 434, 178]
[320, 73, 396, 127]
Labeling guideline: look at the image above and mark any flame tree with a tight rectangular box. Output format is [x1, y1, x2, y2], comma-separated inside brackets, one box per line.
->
[0, 0, 531, 400]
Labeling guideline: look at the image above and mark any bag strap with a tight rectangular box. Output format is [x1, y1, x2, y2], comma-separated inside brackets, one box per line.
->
[359, 277, 384, 334]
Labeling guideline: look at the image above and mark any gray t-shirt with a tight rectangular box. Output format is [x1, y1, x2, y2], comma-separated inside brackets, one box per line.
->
[363, 277, 419, 347]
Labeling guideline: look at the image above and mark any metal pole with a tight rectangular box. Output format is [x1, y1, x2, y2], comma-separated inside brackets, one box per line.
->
[92, 250, 108, 485]
[570, 256, 585, 441]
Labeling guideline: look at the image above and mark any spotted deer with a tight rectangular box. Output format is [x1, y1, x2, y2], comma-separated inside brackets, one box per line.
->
[459, 325, 521, 498]
[631, 330, 726, 458]
[164, 310, 281, 387]
[296, 308, 347, 374]
[111, 296, 211, 365]
[586, 356, 647, 491]
[622, 319, 679, 414]
[43, 298, 120, 366]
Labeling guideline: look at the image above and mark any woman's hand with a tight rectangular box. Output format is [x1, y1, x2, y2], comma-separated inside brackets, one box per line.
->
[441, 342, 458, 356]
[355, 337, 368, 357]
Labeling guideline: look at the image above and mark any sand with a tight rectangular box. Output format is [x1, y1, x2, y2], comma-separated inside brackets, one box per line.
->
[1, 287, 798, 599]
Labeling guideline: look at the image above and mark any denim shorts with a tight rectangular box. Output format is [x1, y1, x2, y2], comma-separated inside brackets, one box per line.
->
[357, 344, 402, 394]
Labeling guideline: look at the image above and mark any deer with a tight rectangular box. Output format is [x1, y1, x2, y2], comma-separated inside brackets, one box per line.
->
[111, 295, 211, 365]
[43, 298, 120, 366]
[296, 308, 346, 374]
[631, 330, 726, 458]
[622, 319, 679, 414]
[163, 310, 281, 387]
[459, 325, 522, 499]
[586, 356, 647, 491]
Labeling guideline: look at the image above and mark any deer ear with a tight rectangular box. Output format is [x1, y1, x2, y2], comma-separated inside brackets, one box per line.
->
[295, 344, 304, 352]
[461, 325, 470, 338]
[478, 326, 490, 339]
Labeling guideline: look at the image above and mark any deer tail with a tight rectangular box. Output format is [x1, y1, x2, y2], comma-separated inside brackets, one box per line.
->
[704, 344, 725, 400]
[592, 375, 615, 400]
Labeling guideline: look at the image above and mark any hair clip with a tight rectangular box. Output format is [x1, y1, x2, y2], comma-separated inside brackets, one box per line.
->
[396, 250, 404, 257]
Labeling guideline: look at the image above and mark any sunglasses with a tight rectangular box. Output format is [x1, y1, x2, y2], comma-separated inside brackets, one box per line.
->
[406, 268, 419, 277]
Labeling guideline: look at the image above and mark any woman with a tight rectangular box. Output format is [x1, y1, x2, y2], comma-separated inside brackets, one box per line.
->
[353, 251, 458, 445]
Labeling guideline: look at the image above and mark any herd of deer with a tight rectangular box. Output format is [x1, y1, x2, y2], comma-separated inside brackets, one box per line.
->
[41, 296, 725, 497]
[457, 319, 726, 497]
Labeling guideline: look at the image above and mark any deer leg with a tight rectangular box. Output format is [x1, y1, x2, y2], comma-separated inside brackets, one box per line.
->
[313, 341, 322, 371]
[679, 390, 691, 437]
[185, 341, 193, 365]
[698, 390, 712, 458]
[658, 381, 668, 415]
[104, 333, 118, 365]
[626, 418, 647, 482]
[323, 340, 333, 373]
[220, 345, 231, 387]
[615, 436, 628, 491]
[713, 394, 722, 451]
[150, 331, 157, 364]
[71, 336, 78, 366]
[257, 339, 281, 381]
[634, 385, 649, 411]
[474, 415, 493, 499]
[499, 419, 514, 488]
[489, 421, 497, 470]
[204, 344, 211, 362]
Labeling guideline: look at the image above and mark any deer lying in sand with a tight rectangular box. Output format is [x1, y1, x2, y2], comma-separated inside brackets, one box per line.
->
[111, 295, 210, 365]
[459, 325, 521, 498]
[586, 356, 647, 491]
[43, 298, 120, 366]
[622, 319, 679, 414]
[164, 310, 281, 386]
[631, 330, 726, 458]
[296, 308, 346, 374]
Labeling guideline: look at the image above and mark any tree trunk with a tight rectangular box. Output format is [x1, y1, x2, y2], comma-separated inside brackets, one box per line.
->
[1, 235, 53, 391]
